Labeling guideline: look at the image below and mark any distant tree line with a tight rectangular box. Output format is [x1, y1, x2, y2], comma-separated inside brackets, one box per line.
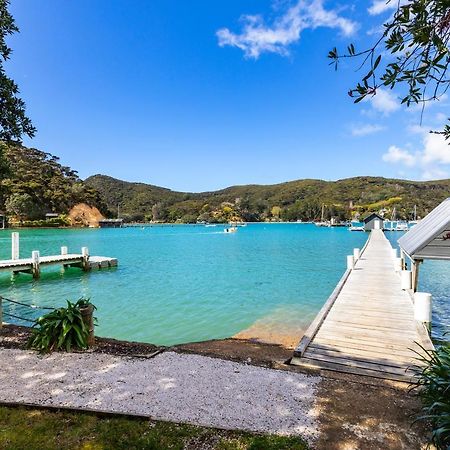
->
[86, 174, 450, 224]
[0, 145, 447, 226]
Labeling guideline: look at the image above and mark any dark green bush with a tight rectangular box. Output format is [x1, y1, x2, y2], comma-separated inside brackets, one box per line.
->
[28, 298, 96, 353]
[14, 215, 70, 228]
[414, 342, 450, 449]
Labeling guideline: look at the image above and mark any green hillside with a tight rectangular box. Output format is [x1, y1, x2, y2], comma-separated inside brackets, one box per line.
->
[2, 141, 448, 225]
[0, 142, 107, 221]
[85, 174, 450, 223]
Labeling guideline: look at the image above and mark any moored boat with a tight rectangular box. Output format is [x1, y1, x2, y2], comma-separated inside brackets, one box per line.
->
[395, 221, 409, 232]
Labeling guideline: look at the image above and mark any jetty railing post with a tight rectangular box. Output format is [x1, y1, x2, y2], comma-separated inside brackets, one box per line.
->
[394, 257, 404, 272]
[31, 250, 40, 279]
[347, 255, 354, 270]
[11, 232, 19, 260]
[400, 249, 406, 269]
[412, 259, 422, 292]
[414, 292, 432, 331]
[400, 270, 412, 290]
[81, 247, 90, 271]
[61, 246, 68, 255]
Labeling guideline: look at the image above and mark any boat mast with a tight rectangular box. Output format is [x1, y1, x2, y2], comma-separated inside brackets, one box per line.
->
[391, 206, 396, 222]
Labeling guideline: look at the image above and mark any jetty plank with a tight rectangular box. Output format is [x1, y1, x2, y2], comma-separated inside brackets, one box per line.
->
[308, 343, 417, 362]
[291, 229, 433, 382]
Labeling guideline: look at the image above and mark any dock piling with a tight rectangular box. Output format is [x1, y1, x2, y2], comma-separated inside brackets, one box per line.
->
[81, 247, 90, 271]
[31, 251, 40, 279]
[11, 232, 19, 260]
[353, 248, 360, 261]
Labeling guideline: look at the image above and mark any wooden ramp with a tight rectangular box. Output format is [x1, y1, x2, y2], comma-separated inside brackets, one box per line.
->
[291, 229, 434, 382]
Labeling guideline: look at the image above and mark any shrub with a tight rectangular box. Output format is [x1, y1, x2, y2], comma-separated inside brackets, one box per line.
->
[414, 342, 450, 449]
[27, 298, 96, 353]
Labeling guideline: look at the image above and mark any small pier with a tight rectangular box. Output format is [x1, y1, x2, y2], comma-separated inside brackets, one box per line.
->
[0, 233, 117, 279]
[291, 229, 434, 382]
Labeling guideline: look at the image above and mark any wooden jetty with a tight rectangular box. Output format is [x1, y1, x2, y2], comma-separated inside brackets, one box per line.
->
[1, 234, 117, 279]
[291, 229, 434, 382]
[0, 252, 117, 278]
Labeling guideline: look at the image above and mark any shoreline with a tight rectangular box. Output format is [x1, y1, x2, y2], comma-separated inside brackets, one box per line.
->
[0, 221, 316, 230]
[233, 320, 303, 350]
[0, 323, 430, 448]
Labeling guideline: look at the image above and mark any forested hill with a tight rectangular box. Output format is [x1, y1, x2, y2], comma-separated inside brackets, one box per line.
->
[85, 174, 450, 223]
[2, 141, 448, 224]
[0, 142, 106, 220]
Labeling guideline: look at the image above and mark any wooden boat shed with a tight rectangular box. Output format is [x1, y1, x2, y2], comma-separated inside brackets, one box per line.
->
[99, 219, 124, 228]
[363, 213, 383, 231]
[398, 197, 450, 289]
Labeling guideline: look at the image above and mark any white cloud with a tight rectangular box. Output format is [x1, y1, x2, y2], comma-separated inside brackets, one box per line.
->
[368, 1, 395, 15]
[216, 0, 357, 59]
[368, 0, 405, 16]
[407, 124, 429, 136]
[421, 167, 448, 180]
[407, 93, 449, 113]
[350, 123, 385, 136]
[369, 88, 399, 115]
[422, 133, 450, 165]
[435, 112, 448, 123]
[382, 145, 417, 166]
[382, 132, 450, 180]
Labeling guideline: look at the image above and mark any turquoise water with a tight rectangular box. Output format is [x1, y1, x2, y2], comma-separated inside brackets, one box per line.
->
[0, 225, 448, 345]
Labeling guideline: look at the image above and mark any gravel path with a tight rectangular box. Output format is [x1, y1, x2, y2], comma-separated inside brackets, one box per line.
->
[0, 348, 320, 440]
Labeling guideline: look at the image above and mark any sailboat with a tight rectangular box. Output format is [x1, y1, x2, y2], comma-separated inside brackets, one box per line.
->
[384, 207, 396, 231]
[409, 205, 420, 226]
[387, 206, 408, 231]
[315, 204, 330, 227]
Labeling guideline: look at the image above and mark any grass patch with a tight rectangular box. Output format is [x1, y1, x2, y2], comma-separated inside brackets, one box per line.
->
[0, 406, 308, 450]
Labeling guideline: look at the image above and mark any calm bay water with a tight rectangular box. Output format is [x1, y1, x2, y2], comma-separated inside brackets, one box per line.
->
[0, 224, 448, 345]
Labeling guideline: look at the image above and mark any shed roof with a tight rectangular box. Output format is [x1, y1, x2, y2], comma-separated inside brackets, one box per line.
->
[363, 213, 383, 223]
[398, 198, 450, 259]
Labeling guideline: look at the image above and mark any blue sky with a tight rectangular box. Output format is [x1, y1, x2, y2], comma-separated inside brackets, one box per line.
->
[7, 0, 450, 192]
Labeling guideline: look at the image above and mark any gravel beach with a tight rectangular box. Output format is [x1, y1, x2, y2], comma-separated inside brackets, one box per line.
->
[0, 348, 320, 441]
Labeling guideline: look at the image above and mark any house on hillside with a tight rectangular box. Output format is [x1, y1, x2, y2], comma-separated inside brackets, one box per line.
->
[363, 213, 384, 231]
